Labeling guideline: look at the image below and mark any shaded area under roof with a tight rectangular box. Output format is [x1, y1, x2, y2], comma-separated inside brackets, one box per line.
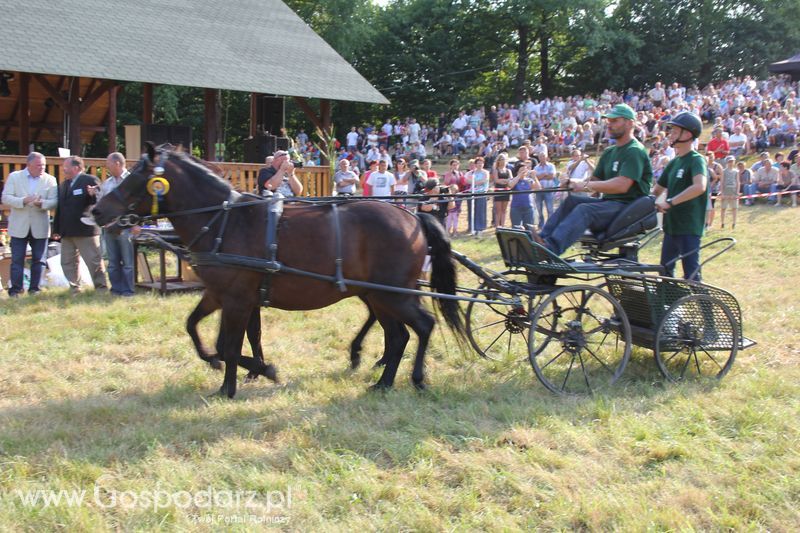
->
[0, 0, 388, 105]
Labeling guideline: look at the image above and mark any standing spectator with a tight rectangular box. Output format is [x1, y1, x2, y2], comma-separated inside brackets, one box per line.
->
[366, 159, 396, 198]
[490, 152, 512, 228]
[649, 82, 666, 109]
[508, 160, 540, 228]
[418, 178, 454, 228]
[258, 150, 301, 196]
[361, 160, 378, 196]
[467, 157, 490, 234]
[1, 152, 58, 296]
[565, 148, 595, 184]
[719, 156, 740, 229]
[533, 153, 558, 228]
[333, 159, 359, 196]
[101, 152, 135, 296]
[442, 159, 467, 235]
[346, 127, 359, 151]
[653, 112, 708, 280]
[706, 129, 730, 161]
[705, 153, 723, 229]
[54, 156, 107, 292]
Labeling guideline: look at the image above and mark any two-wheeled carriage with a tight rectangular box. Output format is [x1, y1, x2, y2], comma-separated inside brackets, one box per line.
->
[457, 196, 756, 395]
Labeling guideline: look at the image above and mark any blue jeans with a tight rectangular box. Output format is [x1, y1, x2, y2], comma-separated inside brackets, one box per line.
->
[9, 233, 47, 295]
[744, 183, 778, 203]
[535, 191, 555, 227]
[510, 205, 534, 227]
[467, 196, 487, 232]
[539, 195, 627, 255]
[104, 230, 135, 295]
[660, 233, 702, 281]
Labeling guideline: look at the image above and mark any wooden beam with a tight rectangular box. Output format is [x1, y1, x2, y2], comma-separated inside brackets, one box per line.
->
[249, 92, 258, 137]
[321, 99, 331, 135]
[33, 76, 66, 142]
[19, 73, 30, 152]
[67, 77, 82, 154]
[292, 96, 324, 132]
[0, 121, 105, 132]
[108, 85, 118, 153]
[143, 83, 153, 124]
[32, 74, 68, 110]
[1, 97, 19, 141]
[204, 88, 218, 161]
[81, 79, 116, 110]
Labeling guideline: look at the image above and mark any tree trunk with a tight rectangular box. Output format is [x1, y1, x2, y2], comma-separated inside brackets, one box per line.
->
[539, 28, 551, 97]
[512, 24, 531, 105]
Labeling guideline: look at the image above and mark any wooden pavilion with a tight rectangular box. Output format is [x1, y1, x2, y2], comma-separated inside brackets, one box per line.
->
[0, 0, 387, 165]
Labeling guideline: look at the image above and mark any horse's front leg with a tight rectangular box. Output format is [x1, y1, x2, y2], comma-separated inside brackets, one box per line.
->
[217, 305, 250, 399]
[187, 291, 222, 370]
[243, 306, 278, 382]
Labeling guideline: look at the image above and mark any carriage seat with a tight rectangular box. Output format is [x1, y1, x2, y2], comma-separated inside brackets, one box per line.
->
[579, 195, 657, 256]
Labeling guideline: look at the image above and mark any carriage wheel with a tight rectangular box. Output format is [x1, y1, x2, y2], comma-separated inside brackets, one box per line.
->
[654, 294, 738, 382]
[466, 272, 547, 363]
[529, 285, 631, 395]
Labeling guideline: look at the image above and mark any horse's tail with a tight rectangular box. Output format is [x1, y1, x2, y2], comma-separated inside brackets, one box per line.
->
[417, 213, 466, 343]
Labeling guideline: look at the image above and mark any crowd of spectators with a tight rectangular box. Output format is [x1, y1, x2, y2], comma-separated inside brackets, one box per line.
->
[290, 74, 800, 235]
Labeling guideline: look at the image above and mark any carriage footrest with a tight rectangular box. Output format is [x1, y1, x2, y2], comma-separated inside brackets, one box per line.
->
[740, 337, 757, 350]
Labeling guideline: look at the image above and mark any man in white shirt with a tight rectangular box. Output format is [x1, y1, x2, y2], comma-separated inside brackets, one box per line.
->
[1, 152, 58, 296]
[346, 127, 359, 150]
[728, 126, 749, 156]
[366, 159, 396, 198]
[452, 112, 467, 135]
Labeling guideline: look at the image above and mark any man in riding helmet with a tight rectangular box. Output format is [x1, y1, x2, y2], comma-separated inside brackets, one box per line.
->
[653, 111, 708, 280]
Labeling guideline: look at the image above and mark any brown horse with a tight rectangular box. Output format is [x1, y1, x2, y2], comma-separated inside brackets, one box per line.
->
[93, 145, 464, 398]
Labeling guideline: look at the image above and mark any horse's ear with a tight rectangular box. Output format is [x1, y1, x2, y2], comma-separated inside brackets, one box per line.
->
[144, 141, 156, 162]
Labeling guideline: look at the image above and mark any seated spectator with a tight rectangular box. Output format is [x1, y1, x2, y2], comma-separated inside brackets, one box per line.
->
[744, 159, 779, 205]
[728, 126, 749, 156]
[706, 129, 730, 160]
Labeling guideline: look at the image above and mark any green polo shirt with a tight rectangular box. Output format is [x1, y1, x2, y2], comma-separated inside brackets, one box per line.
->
[657, 151, 708, 236]
[593, 138, 653, 203]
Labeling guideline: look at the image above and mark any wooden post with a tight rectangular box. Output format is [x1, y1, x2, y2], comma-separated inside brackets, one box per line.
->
[68, 77, 82, 155]
[249, 92, 258, 137]
[204, 88, 218, 161]
[18, 73, 29, 153]
[108, 85, 118, 153]
[143, 83, 153, 125]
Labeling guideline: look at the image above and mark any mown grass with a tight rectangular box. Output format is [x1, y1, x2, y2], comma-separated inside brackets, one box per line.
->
[0, 205, 798, 531]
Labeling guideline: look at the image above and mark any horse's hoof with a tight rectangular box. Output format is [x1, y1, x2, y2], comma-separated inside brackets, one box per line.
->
[263, 364, 279, 383]
[373, 357, 387, 368]
[350, 356, 361, 370]
[369, 383, 391, 393]
[208, 357, 223, 370]
[413, 380, 427, 392]
[244, 372, 260, 383]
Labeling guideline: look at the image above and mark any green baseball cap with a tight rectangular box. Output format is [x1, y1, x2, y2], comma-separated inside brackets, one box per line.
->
[603, 104, 636, 120]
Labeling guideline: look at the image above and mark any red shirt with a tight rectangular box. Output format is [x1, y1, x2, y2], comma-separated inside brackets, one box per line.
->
[707, 137, 729, 160]
[361, 170, 373, 196]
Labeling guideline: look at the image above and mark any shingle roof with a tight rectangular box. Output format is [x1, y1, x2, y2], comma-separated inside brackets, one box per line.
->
[0, 0, 388, 104]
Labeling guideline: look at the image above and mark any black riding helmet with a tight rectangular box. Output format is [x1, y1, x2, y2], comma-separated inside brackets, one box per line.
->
[666, 112, 703, 139]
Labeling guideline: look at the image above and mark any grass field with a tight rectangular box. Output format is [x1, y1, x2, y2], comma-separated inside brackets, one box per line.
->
[0, 204, 798, 531]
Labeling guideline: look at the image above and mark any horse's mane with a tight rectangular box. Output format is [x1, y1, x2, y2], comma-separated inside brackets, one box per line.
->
[167, 150, 233, 196]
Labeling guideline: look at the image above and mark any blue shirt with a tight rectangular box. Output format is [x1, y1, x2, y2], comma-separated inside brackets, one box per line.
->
[511, 178, 534, 208]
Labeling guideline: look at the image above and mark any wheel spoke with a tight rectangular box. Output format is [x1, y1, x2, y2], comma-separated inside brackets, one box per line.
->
[584, 345, 615, 375]
[664, 348, 683, 365]
[698, 345, 724, 371]
[679, 349, 693, 379]
[541, 348, 569, 370]
[577, 352, 592, 390]
[561, 354, 577, 391]
[482, 329, 507, 353]
[472, 318, 508, 332]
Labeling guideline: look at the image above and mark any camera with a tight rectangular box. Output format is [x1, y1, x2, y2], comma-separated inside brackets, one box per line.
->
[439, 186, 449, 194]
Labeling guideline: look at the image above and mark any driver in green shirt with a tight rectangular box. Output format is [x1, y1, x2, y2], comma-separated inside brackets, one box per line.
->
[653, 112, 708, 280]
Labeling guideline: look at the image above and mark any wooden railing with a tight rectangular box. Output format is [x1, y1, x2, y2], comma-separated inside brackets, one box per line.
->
[0, 155, 332, 202]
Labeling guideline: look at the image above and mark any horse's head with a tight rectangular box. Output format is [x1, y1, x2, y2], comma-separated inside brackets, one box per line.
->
[92, 142, 172, 227]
